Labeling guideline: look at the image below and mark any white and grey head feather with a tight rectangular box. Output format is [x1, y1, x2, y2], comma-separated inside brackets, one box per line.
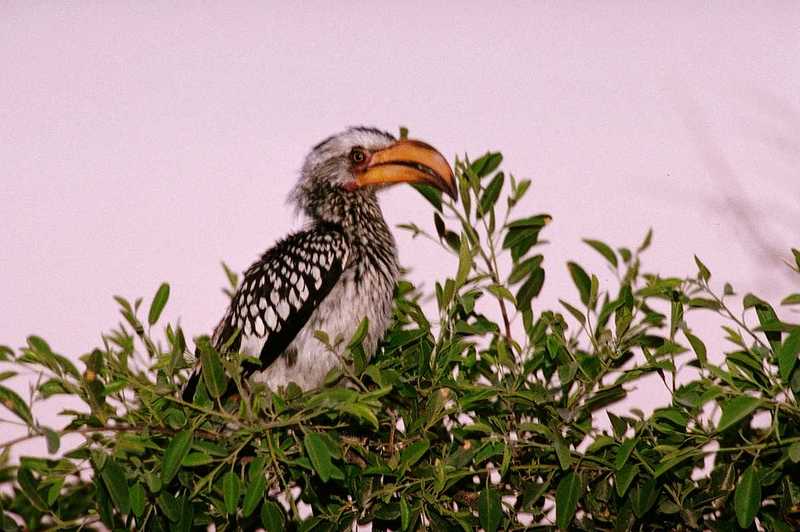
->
[288, 127, 396, 222]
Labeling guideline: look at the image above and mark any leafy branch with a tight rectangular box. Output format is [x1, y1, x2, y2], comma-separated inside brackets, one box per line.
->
[1, 148, 799, 531]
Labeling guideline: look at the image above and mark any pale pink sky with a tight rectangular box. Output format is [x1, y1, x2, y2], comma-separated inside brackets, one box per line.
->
[1, 3, 798, 443]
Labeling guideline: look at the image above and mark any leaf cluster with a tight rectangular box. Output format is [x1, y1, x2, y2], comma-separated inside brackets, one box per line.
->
[1, 150, 800, 531]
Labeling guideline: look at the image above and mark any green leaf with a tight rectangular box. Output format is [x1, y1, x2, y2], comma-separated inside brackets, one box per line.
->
[197, 337, 226, 399]
[130, 482, 146, 517]
[44, 428, 60, 454]
[455, 233, 472, 288]
[487, 284, 516, 305]
[782, 294, 800, 306]
[223, 471, 241, 514]
[724, 282, 735, 295]
[400, 439, 430, 470]
[432, 213, 446, 239]
[749, 298, 782, 348]
[607, 412, 627, 439]
[161, 429, 193, 484]
[26, 335, 59, 368]
[51, 351, 81, 379]
[788, 442, 800, 463]
[145, 471, 161, 493]
[17, 468, 48, 511]
[638, 228, 653, 252]
[654, 449, 700, 478]
[47, 477, 64, 506]
[502, 214, 551, 260]
[0, 345, 13, 362]
[183, 451, 213, 467]
[221, 261, 239, 292]
[567, 262, 591, 305]
[478, 172, 504, 217]
[249, 456, 267, 480]
[516, 267, 545, 310]
[261, 500, 285, 531]
[304, 432, 343, 482]
[400, 497, 411, 531]
[615, 464, 638, 497]
[478, 488, 502, 532]
[157, 491, 181, 521]
[470, 152, 503, 178]
[101, 459, 131, 515]
[693, 255, 711, 282]
[734, 465, 761, 528]
[348, 317, 369, 349]
[519, 476, 552, 510]
[553, 433, 572, 470]
[583, 239, 618, 268]
[165, 409, 187, 430]
[0, 384, 33, 425]
[779, 328, 800, 381]
[743, 293, 767, 309]
[242, 467, 266, 517]
[589, 274, 599, 308]
[510, 178, 531, 206]
[768, 518, 795, 532]
[717, 396, 762, 433]
[444, 230, 461, 252]
[614, 438, 637, 470]
[148, 282, 170, 326]
[339, 403, 378, 429]
[96, 478, 114, 526]
[631, 478, 659, 518]
[685, 331, 707, 367]
[508, 255, 544, 285]
[555, 472, 581, 529]
[558, 361, 577, 385]
[176, 495, 194, 532]
[458, 172, 471, 217]
[38, 378, 67, 398]
[559, 299, 586, 326]
[412, 183, 443, 212]
[687, 297, 721, 310]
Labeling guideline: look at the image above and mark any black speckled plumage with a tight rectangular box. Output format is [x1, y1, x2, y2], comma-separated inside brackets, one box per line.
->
[226, 223, 347, 375]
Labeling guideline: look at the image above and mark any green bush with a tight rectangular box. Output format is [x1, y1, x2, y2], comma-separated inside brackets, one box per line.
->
[1, 150, 799, 531]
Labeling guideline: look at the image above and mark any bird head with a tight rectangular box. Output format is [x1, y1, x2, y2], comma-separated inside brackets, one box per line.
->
[291, 127, 455, 223]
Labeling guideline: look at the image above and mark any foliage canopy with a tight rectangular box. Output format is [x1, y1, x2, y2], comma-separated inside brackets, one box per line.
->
[1, 147, 800, 531]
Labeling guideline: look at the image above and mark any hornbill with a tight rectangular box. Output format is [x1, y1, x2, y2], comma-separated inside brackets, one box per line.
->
[183, 127, 455, 400]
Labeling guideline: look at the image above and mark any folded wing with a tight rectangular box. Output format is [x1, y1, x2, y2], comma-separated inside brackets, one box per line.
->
[182, 223, 348, 400]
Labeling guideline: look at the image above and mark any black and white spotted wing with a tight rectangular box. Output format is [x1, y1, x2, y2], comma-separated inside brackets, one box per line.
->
[183, 224, 348, 399]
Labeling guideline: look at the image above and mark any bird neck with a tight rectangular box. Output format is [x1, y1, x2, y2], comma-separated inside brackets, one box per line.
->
[342, 197, 395, 259]
[305, 185, 394, 252]
[336, 197, 397, 285]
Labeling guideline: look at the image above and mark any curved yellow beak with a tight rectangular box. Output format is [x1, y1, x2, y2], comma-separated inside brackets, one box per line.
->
[355, 139, 456, 198]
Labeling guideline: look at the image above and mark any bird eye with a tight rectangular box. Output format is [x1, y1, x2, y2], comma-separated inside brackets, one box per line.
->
[349, 148, 366, 164]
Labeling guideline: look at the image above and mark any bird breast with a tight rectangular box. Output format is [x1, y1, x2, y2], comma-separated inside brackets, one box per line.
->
[247, 263, 396, 390]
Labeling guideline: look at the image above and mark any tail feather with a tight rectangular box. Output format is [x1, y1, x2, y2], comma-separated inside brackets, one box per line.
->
[181, 360, 242, 403]
[182, 365, 202, 401]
